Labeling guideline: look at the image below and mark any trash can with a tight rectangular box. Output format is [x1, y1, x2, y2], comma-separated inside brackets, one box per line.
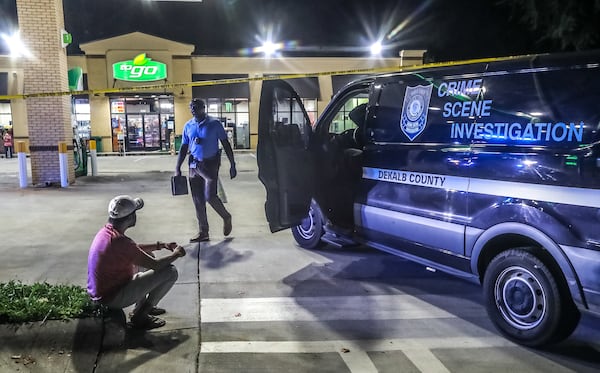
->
[174, 135, 182, 152]
[91, 136, 103, 153]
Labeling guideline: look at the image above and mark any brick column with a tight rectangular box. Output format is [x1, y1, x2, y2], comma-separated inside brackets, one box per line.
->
[16, 0, 75, 185]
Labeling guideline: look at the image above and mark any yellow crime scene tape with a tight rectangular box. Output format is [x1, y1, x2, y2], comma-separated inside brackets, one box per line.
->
[0, 54, 532, 101]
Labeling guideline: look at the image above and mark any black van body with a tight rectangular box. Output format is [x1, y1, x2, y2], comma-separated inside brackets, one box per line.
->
[256, 51, 600, 347]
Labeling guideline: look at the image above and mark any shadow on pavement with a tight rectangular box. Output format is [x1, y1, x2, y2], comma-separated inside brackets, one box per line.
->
[199, 238, 253, 269]
[96, 329, 191, 371]
[281, 244, 600, 372]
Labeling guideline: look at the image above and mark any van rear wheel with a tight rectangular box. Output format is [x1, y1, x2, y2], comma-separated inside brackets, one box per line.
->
[291, 201, 325, 249]
[483, 248, 580, 347]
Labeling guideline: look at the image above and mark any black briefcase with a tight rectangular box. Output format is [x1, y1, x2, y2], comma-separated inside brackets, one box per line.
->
[171, 175, 189, 196]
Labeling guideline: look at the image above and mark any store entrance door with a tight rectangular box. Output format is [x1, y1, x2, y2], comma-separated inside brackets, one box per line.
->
[111, 96, 174, 153]
[125, 113, 160, 151]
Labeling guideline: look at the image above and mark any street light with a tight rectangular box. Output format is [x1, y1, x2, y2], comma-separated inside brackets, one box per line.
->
[261, 41, 277, 57]
[370, 41, 382, 56]
[1, 31, 32, 58]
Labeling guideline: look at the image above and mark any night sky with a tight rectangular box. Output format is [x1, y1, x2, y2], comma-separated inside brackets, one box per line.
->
[1, 0, 552, 62]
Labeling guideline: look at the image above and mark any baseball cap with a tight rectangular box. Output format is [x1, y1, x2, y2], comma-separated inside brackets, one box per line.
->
[108, 195, 144, 219]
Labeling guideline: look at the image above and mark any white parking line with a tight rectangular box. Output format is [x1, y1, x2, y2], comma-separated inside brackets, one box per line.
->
[402, 348, 451, 373]
[201, 295, 458, 323]
[200, 337, 515, 354]
[339, 349, 378, 373]
[200, 337, 516, 373]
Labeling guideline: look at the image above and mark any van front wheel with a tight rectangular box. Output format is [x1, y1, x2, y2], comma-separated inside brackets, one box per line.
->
[291, 201, 325, 249]
[483, 248, 580, 347]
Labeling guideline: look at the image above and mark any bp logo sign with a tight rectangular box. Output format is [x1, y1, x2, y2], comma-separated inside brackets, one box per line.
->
[113, 53, 167, 82]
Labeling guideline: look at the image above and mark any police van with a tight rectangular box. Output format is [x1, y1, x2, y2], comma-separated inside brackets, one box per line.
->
[256, 50, 600, 347]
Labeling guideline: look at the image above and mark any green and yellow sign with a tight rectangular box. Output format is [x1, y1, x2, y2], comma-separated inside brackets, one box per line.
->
[112, 53, 167, 82]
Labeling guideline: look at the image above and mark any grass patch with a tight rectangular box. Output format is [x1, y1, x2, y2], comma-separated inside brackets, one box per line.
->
[0, 281, 96, 324]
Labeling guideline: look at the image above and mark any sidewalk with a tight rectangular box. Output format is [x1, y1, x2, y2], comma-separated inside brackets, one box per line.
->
[0, 154, 245, 372]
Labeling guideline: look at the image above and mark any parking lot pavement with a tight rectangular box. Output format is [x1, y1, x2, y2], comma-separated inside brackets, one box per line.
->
[1, 153, 599, 372]
[0, 153, 257, 372]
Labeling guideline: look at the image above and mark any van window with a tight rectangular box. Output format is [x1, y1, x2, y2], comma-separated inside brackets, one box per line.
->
[329, 94, 369, 134]
[271, 87, 311, 148]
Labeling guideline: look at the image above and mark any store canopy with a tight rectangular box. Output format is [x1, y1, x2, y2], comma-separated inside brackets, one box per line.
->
[0, 72, 7, 96]
[192, 74, 249, 99]
[331, 74, 370, 95]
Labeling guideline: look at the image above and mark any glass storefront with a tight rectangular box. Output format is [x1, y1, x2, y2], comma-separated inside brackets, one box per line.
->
[0, 101, 12, 130]
[110, 95, 174, 153]
[301, 98, 318, 125]
[199, 97, 250, 149]
[72, 97, 91, 139]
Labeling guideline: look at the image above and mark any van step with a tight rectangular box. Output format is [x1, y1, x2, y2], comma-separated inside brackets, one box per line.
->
[321, 232, 357, 248]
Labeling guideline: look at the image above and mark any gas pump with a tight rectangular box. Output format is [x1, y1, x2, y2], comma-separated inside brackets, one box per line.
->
[73, 136, 88, 177]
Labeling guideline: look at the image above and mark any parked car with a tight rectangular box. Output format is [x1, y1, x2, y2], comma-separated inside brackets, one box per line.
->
[256, 50, 600, 347]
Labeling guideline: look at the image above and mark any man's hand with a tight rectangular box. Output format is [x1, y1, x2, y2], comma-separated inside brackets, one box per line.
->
[230, 164, 237, 179]
[173, 246, 186, 258]
[175, 168, 181, 177]
[164, 242, 178, 251]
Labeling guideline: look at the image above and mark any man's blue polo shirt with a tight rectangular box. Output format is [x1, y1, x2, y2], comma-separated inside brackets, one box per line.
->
[181, 116, 227, 160]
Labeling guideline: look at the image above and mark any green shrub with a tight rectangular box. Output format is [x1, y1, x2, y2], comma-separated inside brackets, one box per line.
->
[0, 281, 96, 323]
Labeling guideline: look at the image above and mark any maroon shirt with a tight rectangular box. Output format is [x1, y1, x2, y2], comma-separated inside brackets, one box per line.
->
[86, 224, 144, 302]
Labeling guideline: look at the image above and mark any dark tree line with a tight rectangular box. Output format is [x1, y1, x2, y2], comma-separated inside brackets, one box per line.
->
[497, 0, 600, 51]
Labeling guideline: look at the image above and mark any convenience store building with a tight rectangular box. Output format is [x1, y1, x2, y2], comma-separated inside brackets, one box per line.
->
[1, 32, 425, 153]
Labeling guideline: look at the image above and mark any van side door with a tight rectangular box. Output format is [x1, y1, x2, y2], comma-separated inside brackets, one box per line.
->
[257, 80, 314, 233]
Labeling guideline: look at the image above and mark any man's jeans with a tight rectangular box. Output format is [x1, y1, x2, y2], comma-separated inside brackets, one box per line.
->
[189, 154, 230, 233]
[105, 265, 178, 316]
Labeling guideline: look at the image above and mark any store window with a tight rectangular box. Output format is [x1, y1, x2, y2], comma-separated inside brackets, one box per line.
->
[72, 97, 90, 139]
[199, 97, 250, 149]
[0, 101, 11, 129]
[193, 74, 251, 149]
[110, 95, 174, 153]
[301, 98, 318, 125]
[286, 77, 320, 125]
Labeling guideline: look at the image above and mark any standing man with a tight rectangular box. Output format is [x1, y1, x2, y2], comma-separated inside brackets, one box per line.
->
[87, 195, 186, 330]
[175, 99, 237, 242]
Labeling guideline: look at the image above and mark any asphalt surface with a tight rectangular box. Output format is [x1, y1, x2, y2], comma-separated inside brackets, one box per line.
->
[0, 153, 247, 372]
[0, 153, 599, 372]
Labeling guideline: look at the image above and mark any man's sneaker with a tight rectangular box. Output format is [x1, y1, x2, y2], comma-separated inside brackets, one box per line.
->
[129, 306, 166, 319]
[190, 232, 209, 243]
[223, 216, 232, 236]
[129, 315, 166, 330]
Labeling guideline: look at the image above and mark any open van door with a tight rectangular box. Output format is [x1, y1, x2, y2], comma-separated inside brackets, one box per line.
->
[257, 80, 315, 232]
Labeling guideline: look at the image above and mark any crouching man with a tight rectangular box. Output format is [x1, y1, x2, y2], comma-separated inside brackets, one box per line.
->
[87, 195, 186, 330]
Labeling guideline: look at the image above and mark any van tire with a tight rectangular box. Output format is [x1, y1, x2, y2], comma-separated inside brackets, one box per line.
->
[291, 201, 325, 249]
[483, 248, 580, 347]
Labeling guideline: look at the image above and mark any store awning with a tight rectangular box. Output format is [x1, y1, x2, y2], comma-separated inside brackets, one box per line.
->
[331, 74, 370, 95]
[0, 72, 7, 96]
[284, 77, 320, 99]
[71, 74, 89, 99]
[192, 74, 249, 99]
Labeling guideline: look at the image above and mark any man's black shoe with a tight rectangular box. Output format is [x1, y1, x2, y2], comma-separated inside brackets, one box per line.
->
[224, 216, 232, 236]
[190, 232, 209, 243]
[129, 306, 166, 318]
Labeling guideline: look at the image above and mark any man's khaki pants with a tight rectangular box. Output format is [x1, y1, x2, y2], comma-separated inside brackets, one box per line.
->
[105, 265, 178, 317]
